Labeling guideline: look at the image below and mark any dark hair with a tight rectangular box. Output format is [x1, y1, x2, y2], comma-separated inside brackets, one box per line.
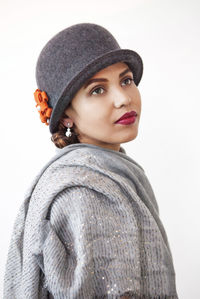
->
[51, 110, 80, 148]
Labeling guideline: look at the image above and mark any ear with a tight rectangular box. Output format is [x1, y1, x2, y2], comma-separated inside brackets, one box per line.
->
[60, 117, 73, 127]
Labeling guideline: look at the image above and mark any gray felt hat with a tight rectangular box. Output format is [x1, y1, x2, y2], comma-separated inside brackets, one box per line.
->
[35, 22, 143, 134]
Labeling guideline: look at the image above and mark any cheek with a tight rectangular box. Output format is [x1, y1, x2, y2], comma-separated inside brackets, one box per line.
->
[136, 94, 141, 107]
[131, 88, 141, 108]
[136, 89, 141, 103]
[79, 102, 109, 123]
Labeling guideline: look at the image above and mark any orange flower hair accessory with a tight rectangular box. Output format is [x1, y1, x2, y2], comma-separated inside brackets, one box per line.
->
[34, 89, 52, 125]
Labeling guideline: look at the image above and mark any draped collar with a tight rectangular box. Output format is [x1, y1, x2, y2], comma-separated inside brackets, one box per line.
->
[55, 142, 127, 155]
[53, 142, 144, 172]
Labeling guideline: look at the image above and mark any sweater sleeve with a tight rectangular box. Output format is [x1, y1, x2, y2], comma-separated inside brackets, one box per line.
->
[43, 185, 140, 298]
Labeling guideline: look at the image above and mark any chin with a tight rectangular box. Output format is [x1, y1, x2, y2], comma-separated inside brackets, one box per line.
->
[123, 135, 138, 143]
[120, 129, 139, 143]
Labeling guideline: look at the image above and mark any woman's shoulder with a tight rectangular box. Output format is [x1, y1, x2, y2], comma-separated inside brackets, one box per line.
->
[47, 185, 114, 230]
[49, 185, 101, 216]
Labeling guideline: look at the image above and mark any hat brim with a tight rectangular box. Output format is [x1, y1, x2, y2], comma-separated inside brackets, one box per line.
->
[49, 48, 143, 134]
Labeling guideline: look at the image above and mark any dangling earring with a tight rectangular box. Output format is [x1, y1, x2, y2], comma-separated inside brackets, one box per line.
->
[65, 122, 72, 137]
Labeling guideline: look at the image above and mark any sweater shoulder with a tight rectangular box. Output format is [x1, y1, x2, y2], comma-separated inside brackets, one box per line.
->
[48, 185, 110, 223]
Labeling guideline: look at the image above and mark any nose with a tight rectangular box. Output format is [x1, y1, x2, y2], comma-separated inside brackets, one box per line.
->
[113, 88, 131, 108]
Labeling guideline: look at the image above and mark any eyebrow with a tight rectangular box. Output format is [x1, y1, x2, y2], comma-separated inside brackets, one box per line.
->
[83, 67, 132, 89]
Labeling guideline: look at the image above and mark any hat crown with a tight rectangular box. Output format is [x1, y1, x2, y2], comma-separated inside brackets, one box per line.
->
[63, 23, 121, 56]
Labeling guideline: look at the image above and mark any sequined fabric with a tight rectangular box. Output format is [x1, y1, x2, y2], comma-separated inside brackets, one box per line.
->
[3, 143, 179, 298]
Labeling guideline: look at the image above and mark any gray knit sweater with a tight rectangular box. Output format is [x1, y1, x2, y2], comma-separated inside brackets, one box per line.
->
[3, 143, 178, 298]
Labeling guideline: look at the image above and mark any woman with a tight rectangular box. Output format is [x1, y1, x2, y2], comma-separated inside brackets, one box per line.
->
[3, 23, 179, 298]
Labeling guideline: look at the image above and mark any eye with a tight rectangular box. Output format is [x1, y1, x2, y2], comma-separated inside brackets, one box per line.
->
[90, 86, 104, 95]
[122, 77, 134, 86]
[89, 77, 134, 96]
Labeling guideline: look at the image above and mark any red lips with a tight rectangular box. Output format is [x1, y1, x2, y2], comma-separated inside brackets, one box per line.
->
[115, 111, 137, 123]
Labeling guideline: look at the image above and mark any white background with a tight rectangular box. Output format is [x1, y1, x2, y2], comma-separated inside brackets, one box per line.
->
[1, 0, 200, 298]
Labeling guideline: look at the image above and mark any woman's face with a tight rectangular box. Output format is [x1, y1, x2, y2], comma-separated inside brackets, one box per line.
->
[64, 61, 142, 151]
